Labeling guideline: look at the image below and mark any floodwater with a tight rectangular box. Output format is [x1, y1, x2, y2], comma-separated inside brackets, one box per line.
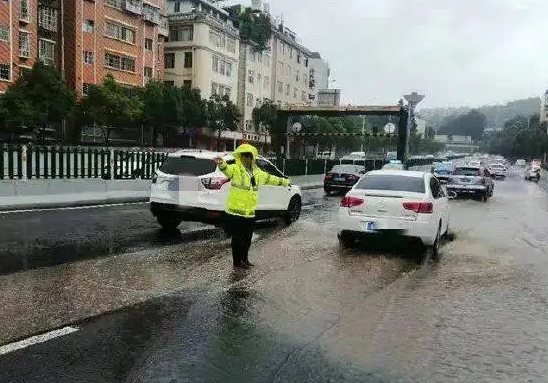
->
[2, 167, 548, 382]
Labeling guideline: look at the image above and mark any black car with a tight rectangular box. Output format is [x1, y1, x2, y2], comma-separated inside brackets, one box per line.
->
[324, 164, 366, 194]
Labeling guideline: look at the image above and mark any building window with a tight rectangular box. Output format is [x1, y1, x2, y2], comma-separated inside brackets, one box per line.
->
[297, 54, 301, 64]
[20, 0, 30, 21]
[105, 22, 135, 44]
[169, 27, 193, 42]
[209, 30, 225, 48]
[277, 81, 282, 93]
[263, 76, 269, 89]
[289, 47, 293, 59]
[296, 70, 300, 82]
[183, 51, 192, 68]
[246, 93, 253, 107]
[164, 53, 175, 68]
[305, 57, 309, 67]
[39, 39, 55, 66]
[304, 74, 308, 86]
[285, 84, 290, 96]
[164, 80, 174, 86]
[144, 66, 152, 77]
[212, 55, 231, 77]
[245, 120, 252, 131]
[105, 0, 122, 9]
[0, 24, 9, 41]
[248, 70, 254, 84]
[104, 52, 135, 72]
[19, 31, 30, 58]
[38, 6, 58, 32]
[257, 73, 261, 83]
[294, 87, 298, 98]
[227, 38, 236, 53]
[82, 20, 94, 33]
[83, 51, 94, 64]
[145, 38, 153, 50]
[302, 91, 306, 101]
[183, 80, 191, 88]
[211, 82, 231, 98]
[0, 63, 9, 80]
[264, 54, 270, 67]
[286, 65, 291, 77]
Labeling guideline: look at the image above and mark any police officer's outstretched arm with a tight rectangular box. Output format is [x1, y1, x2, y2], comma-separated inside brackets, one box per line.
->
[213, 157, 234, 179]
[256, 168, 291, 187]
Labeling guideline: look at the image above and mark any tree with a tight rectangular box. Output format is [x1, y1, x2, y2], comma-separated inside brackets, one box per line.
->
[79, 74, 143, 146]
[438, 109, 486, 141]
[206, 94, 241, 151]
[0, 62, 76, 143]
[232, 7, 272, 52]
[483, 114, 548, 159]
[252, 99, 278, 147]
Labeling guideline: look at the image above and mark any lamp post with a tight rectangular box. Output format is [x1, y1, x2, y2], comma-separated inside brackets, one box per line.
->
[404, 92, 425, 159]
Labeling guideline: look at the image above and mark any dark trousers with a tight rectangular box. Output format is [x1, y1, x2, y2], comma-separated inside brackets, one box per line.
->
[225, 214, 255, 266]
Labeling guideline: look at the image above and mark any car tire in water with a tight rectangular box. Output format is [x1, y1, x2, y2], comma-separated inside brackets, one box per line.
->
[284, 196, 302, 225]
[338, 232, 355, 248]
[430, 224, 441, 261]
[157, 214, 182, 230]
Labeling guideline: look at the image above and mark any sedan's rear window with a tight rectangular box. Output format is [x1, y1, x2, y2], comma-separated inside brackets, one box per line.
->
[355, 174, 425, 193]
[159, 156, 217, 176]
[453, 167, 480, 176]
[330, 165, 362, 174]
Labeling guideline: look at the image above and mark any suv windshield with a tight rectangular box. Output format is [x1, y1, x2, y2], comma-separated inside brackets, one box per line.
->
[453, 167, 480, 176]
[159, 156, 217, 176]
[355, 174, 425, 193]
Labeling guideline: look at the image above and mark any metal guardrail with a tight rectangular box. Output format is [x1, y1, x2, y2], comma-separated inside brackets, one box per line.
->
[0, 146, 466, 180]
[1, 146, 168, 180]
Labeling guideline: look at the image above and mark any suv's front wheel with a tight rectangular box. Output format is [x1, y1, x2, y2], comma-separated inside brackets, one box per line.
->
[284, 196, 302, 225]
[157, 214, 182, 230]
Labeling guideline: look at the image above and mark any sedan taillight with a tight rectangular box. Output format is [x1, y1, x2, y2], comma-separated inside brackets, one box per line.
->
[340, 196, 364, 207]
[201, 177, 229, 190]
[403, 202, 433, 214]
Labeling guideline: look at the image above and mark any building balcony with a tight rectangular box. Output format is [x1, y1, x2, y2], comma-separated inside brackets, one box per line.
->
[143, 9, 161, 25]
[168, 12, 239, 35]
[123, 0, 143, 15]
[158, 17, 169, 37]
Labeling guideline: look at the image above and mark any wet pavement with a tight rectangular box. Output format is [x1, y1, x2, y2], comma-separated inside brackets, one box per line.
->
[3, 168, 548, 382]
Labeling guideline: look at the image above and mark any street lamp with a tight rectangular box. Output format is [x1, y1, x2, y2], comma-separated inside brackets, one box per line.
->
[404, 91, 425, 158]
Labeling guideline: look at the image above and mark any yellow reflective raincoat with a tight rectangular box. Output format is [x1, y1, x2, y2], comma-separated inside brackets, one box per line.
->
[218, 143, 290, 218]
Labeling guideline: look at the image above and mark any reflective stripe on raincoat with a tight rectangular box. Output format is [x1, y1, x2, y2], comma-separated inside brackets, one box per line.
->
[218, 143, 290, 218]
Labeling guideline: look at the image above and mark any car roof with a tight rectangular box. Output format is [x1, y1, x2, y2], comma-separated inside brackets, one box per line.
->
[367, 169, 426, 178]
[167, 149, 266, 161]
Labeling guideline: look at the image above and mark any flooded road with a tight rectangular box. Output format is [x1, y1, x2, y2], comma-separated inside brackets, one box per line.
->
[2, 168, 548, 382]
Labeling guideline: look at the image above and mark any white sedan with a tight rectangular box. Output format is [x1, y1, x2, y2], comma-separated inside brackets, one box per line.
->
[337, 170, 450, 258]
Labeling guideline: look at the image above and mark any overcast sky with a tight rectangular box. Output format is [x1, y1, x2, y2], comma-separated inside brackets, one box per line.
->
[232, 0, 547, 109]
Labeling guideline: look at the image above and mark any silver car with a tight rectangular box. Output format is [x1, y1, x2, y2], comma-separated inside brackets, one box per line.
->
[446, 165, 494, 202]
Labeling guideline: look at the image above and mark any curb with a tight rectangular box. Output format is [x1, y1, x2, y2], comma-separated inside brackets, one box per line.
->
[0, 196, 150, 212]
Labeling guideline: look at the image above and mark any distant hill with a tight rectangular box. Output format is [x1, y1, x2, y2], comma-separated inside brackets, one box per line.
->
[418, 97, 541, 131]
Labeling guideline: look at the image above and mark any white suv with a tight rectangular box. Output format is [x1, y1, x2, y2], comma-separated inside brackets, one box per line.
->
[149, 149, 302, 229]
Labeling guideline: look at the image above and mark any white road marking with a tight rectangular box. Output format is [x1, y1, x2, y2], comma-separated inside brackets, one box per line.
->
[0, 201, 148, 214]
[0, 326, 80, 355]
[302, 204, 321, 210]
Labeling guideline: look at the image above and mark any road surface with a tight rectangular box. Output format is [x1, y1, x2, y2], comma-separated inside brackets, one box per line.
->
[2, 167, 548, 382]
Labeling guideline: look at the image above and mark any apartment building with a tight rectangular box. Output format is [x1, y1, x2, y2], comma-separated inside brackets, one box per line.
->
[64, 0, 168, 96]
[270, 26, 314, 109]
[0, 0, 64, 93]
[164, 0, 239, 104]
[309, 51, 329, 91]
